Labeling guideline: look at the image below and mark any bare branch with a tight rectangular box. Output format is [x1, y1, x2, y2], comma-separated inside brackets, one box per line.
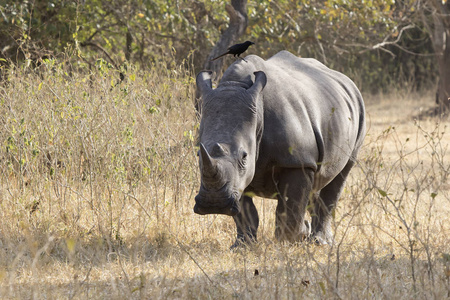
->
[367, 24, 416, 56]
[337, 24, 417, 58]
[79, 41, 118, 69]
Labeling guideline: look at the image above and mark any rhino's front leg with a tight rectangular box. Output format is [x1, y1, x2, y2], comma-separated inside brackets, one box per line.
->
[231, 195, 259, 248]
[275, 168, 314, 243]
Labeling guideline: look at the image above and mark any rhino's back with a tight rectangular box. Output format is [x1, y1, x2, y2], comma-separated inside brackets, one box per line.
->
[221, 51, 365, 190]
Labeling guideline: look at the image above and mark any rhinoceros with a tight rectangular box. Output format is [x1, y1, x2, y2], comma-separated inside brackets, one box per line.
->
[194, 51, 365, 247]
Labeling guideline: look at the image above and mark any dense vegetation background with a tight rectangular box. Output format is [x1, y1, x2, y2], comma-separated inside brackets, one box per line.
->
[0, 0, 445, 94]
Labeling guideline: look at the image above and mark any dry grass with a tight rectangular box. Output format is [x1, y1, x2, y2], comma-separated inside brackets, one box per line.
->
[0, 60, 449, 299]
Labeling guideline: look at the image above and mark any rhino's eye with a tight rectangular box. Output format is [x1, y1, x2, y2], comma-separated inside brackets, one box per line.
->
[238, 151, 248, 170]
[242, 152, 248, 162]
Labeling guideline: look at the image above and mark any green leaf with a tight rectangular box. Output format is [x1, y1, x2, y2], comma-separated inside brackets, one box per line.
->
[66, 238, 76, 253]
[288, 146, 294, 155]
[318, 281, 326, 294]
[244, 191, 256, 198]
[148, 106, 158, 114]
[378, 189, 387, 197]
[442, 253, 450, 262]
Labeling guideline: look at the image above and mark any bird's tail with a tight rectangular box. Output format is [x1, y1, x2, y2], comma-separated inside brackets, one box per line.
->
[210, 51, 229, 61]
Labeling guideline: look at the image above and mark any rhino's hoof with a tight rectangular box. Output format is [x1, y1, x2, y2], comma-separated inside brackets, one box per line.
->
[275, 220, 312, 243]
[230, 236, 256, 250]
[309, 232, 333, 246]
[230, 241, 243, 250]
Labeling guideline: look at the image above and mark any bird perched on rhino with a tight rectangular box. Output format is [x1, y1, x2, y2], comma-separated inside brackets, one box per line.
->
[210, 41, 255, 61]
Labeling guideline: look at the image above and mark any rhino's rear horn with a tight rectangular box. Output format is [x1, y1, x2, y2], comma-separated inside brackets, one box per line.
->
[196, 71, 213, 95]
[200, 143, 218, 178]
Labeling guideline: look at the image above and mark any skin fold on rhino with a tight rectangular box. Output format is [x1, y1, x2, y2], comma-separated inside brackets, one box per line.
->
[195, 51, 366, 248]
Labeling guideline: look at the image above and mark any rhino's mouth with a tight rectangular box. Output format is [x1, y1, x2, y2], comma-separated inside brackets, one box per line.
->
[194, 193, 240, 216]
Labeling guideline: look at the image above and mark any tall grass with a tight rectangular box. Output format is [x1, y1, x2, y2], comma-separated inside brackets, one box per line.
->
[0, 60, 449, 299]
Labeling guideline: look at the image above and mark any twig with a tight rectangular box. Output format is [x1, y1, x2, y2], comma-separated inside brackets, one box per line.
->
[69, 266, 93, 300]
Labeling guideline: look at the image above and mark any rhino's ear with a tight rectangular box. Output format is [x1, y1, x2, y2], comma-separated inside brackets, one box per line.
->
[196, 71, 213, 96]
[248, 71, 267, 99]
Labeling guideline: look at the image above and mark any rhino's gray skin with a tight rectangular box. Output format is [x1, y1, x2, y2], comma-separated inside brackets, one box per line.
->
[195, 51, 366, 247]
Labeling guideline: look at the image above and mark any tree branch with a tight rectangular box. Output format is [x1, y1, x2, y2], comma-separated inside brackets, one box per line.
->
[203, 0, 249, 77]
[365, 24, 416, 57]
[79, 41, 118, 69]
[336, 24, 416, 58]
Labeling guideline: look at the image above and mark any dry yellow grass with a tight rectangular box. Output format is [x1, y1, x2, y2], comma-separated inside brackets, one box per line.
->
[0, 60, 449, 299]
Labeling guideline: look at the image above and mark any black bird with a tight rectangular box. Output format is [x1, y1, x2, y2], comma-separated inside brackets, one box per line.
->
[210, 41, 255, 61]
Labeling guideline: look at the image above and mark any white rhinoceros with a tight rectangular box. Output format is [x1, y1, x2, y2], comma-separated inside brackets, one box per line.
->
[195, 51, 366, 247]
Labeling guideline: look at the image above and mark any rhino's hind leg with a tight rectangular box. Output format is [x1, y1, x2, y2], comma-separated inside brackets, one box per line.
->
[231, 196, 259, 248]
[275, 168, 314, 243]
[311, 160, 355, 245]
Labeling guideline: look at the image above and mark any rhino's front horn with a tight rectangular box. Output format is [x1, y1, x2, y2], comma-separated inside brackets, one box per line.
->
[199, 143, 218, 178]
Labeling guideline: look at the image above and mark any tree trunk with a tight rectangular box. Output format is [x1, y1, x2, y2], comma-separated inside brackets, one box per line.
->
[126, 27, 133, 62]
[195, 0, 248, 112]
[430, 1, 450, 112]
[203, 0, 248, 76]
[436, 38, 450, 112]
